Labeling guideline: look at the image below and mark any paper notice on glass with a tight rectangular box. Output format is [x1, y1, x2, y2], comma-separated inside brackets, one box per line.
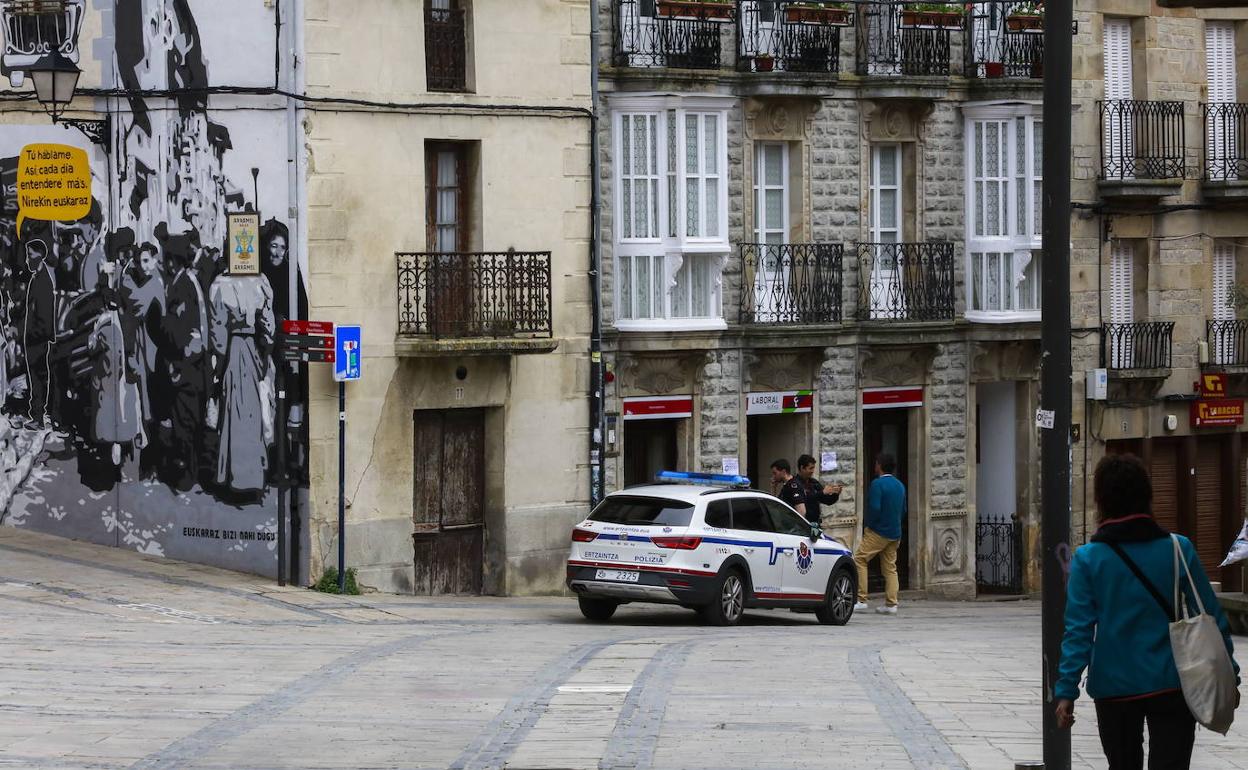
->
[722, 457, 740, 476]
[821, 451, 837, 472]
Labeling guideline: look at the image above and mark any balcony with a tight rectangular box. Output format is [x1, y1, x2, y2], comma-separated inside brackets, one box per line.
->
[966, 2, 1043, 80]
[395, 251, 557, 356]
[1098, 100, 1186, 201]
[740, 242, 843, 325]
[855, 242, 956, 322]
[1, 0, 84, 84]
[1100, 322, 1175, 372]
[856, 2, 955, 81]
[737, 1, 846, 75]
[425, 5, 468, 92]
[615, 0, 734, 70]
[1207, 320, 1248, 368]
[1202, 103, 1248, 202]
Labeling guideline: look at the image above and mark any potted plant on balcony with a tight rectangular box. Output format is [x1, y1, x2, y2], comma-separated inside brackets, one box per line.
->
[753, 52, 776, 72]
[899, 3, 964, 30]
[1005, 2, 1043, 33]
[784, 1, 853, 27]
[656, 0, 735, 22]
[984, 61, 1005, 78]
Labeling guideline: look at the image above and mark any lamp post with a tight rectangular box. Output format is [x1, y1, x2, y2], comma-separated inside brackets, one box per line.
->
[26, 50, 109, 148]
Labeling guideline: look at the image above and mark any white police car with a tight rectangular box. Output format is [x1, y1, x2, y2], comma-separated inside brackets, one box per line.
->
[566, 471, 856, 626]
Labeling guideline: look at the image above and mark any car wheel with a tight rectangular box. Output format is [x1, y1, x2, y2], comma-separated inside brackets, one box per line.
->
[699, 569, 746, 626]
[578, 596, 618, 622]
[816, 567, 855, 626]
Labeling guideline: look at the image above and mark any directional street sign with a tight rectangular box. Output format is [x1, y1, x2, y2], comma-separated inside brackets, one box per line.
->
[282, 320, 335, 336]
[279, 348, 335, 363]
[334, 325, 362, 382]
[277, 333, 335, 350]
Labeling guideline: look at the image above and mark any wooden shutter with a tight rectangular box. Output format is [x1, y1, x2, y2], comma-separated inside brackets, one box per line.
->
[1195, 440, 1226, 577]
[1207, 22, 1237, 104]
[1103, 19, 1133, 100]
[1214, 242, 1236, 321]
[1109, 242, 1135, 323]
[1151, 440, 1180, 534]
[1104, 19, 1134, 177]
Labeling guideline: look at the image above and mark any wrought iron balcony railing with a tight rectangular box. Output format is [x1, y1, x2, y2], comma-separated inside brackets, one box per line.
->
[615, 0, 732, 69]
[856, 2, 954, 77]
[1203, 103, 1248, 182]
[855, 242, 956, 322]
[1098, 100, 1186, 181]
[397, 251, 553, 339]
[737, 1, 845, 74]
[740, 242, 843, 325]
[1100, 321, 1175, 370]
[1, 0, 83, 78]
[425, 5, 468, 92]
[1208, 319, 1248, 367]
[966, 2, 1043, 79]
[976, 514, 1024, 595]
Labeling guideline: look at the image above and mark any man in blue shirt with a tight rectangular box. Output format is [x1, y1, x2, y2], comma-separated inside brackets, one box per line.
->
[853, 453, 906, 615]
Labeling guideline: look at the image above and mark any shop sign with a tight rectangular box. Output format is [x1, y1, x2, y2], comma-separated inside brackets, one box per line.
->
[623, 395, 693, 421]
[862, 386, 924, 410]
[746, 390, 813, 415]
[1199, 373, 1228, 398]
[1190, 398, 1245, 428]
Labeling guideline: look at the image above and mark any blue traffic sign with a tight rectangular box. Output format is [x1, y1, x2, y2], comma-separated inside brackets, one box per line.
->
[334, 325, 362, 382]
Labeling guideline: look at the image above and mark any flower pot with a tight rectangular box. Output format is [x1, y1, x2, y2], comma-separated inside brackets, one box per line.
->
[755, 56, 775, 72]
[784, 6, 852, 26]
[984, 61, 1004, 78]
[656, 0, 734, 21]
[1030, 59, 1044, 78]
[899, 10, 963, 30]
[1005, 14, 1043, 33]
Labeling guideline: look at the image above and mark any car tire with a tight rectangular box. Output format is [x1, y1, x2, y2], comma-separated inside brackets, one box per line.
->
[815, 567, 855, 626]
[578, 596, 618, 622]
[699, 569, 746, 626]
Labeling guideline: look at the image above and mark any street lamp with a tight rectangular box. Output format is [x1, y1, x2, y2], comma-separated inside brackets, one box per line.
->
[25, 49, 109, 148]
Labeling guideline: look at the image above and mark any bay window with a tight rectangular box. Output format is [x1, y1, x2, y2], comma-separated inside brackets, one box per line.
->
[965, 103, 1043, 321]
[612, 94, 732, 331]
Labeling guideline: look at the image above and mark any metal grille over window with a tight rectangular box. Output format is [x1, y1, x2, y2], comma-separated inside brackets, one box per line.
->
[425, 0, 467, 92]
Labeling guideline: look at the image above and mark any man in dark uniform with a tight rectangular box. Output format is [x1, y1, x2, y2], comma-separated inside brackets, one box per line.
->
[797, 453, 843, 524]
[770, 458, 807, 519]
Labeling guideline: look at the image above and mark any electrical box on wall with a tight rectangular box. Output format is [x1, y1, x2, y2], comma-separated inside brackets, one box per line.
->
[1086, 368, 1108, 401]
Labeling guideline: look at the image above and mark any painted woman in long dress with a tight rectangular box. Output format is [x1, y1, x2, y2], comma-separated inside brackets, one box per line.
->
[208, 273, 274, 497]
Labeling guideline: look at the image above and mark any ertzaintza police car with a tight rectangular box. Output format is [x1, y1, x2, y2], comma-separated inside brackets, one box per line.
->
[566, 471, 857, 626]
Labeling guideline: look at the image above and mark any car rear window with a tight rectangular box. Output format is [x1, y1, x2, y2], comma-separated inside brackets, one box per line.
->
[589, 496, 695, 527]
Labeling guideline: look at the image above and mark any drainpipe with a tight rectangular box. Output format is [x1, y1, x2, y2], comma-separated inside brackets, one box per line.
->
[589, 0, 605, 505]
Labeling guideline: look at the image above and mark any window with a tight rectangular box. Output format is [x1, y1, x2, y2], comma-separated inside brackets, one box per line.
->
[1103, 18, 1134, 177]
[754, 142, 788, 244]
[588, 496, 696, 527]
[1109, 241, 1136, 324]
[426, 142, 478, 252]
[869, 145, 902, 244]
[965, 105, 1043, 320]
[612, 95, 732, 331]
[1214, 242, 1236, 322]
[1207, 22, 1238, 180]
[425, 0, 470, 93]
[704, 500, 732, 529]
[729, 497, 774, 533]
[764, 500, 810, 536]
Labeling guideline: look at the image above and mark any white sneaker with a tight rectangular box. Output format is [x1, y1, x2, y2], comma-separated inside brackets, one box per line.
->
[875, 605, 898, 615]
[853, 601, 869, 611]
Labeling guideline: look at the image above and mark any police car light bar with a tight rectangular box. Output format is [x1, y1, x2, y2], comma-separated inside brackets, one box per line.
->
[655, 470, 751, 487]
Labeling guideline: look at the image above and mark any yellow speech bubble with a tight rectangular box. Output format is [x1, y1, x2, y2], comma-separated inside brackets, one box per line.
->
[16, 143, 92, 236]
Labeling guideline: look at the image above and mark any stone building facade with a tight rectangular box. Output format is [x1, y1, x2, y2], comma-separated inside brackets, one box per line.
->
[598, 1, 1049, 599]
[1070, 0, 1248, 592]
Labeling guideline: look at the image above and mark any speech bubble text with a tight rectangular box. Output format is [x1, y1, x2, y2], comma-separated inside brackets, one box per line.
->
[17, 143, 92, 236]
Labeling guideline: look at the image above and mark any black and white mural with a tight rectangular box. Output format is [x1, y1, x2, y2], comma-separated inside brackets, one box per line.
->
[0, 0, 306, 576]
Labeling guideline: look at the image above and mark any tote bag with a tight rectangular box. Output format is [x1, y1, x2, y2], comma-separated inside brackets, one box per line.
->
[1169, 535, 1238, 735]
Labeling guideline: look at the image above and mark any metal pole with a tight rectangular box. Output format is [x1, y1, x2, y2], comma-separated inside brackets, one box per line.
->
[588, 0, 606, 506]
[276, 363, 287, 587]
[1041, 0, 1073, 768]
[338, 379, 346, 593]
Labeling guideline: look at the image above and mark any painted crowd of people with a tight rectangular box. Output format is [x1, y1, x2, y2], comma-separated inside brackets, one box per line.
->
[0, 199, 300, 505]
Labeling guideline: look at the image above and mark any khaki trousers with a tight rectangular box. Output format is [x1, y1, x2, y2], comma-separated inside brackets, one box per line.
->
[853, 527, 900, 606]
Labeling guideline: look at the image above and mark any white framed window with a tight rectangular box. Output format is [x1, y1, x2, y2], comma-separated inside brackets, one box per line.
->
[964, 102, 1043, 321]
[753, 141, 788, 245]
[1206, 22, 1238, 180]
[1103, 18, 1134, 179]
[1109, 241, 1135, 324]
[870, 144, 902, 244]
[1214, 241, 1236, 322]
[611, 94, 732, 331]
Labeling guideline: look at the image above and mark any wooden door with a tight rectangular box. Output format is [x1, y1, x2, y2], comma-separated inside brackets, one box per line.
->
[1194, 439, 1226, 578]
[1149, 440, 1180, 535]
[413, 409, 485, 595]
[623, 419, 678, 487]
[864, 408, 910, 591]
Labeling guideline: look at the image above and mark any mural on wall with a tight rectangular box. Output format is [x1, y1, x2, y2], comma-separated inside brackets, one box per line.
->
[0, 0, 304, 576]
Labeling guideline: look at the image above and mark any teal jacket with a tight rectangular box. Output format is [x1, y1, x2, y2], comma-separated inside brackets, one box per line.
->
[865, 474, 906, 540]
[1056, 520, 1240, 702]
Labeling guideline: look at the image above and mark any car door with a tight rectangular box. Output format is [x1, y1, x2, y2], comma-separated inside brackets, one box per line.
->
[725, 496, 783, 599]
[764, 500, 825, 599]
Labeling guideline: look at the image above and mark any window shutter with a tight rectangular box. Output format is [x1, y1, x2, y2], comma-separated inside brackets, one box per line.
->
[1109, 242, 1135, 324]
[1103, 19, 1133, 100]
[1214, 242, 1236, 321]
[1206, 22, 1236, 104]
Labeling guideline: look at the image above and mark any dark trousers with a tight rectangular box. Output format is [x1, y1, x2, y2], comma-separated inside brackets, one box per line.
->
[1095, 691, 1196, 770]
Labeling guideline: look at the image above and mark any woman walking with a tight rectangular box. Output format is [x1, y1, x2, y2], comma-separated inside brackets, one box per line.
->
[1055, 454, 1241, 768]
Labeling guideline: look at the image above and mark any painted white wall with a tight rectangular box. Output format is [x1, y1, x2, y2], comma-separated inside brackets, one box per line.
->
[976, 382, 1016, 520]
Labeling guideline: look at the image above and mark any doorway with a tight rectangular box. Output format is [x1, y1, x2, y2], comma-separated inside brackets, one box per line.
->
[863, 407, 910, 592]
[746, 412, 806, 493]
[413, 409, 486, 595]
[623, 419, 679, 487]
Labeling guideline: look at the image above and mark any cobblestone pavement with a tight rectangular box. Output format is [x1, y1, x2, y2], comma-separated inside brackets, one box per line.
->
[1, 528, 1245, 770]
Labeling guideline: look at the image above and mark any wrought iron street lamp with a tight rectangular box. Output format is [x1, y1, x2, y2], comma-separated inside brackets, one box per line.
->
[26, 49, 109, 147]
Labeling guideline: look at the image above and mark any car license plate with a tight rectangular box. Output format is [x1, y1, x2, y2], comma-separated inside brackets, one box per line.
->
[595, 569, 639, 583]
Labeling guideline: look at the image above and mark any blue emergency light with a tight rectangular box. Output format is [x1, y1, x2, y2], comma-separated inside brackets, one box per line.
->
[655, 470, 751, 488]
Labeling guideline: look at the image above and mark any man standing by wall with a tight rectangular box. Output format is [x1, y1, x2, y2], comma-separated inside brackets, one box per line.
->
[853, 453, 906, 615]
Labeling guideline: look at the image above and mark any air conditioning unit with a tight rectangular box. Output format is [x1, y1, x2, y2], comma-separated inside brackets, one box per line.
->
[1086, 368, 1108, 401]
[1198, 339, 1210, 366]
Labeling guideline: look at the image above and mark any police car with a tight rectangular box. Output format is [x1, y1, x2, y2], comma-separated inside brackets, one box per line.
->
[566, 471, 857, 626]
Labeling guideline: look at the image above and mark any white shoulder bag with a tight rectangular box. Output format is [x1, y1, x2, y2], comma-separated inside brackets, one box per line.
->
[1168, 534, 1238, 735]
